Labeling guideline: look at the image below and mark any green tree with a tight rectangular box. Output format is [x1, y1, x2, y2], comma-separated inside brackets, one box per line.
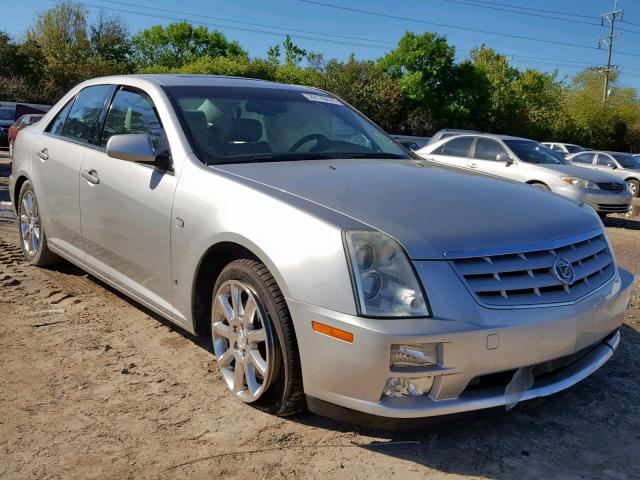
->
[132, 22, 246, 69]
[283, 35, 307, 66]
[90, 11, 132, 64]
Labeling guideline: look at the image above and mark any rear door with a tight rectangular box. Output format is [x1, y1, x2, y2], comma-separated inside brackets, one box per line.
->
[427, 136, 474, 168]
[32, 85, 113, 261]
[467, 137, 519, 180]
[79, 86, 177, 315]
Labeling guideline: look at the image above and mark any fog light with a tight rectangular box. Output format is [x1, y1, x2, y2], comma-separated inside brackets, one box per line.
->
[383, 377, 434, 397]
[390, 343, 438, 368]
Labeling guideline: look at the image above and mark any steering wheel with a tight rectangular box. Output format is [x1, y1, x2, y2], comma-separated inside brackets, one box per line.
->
[289, 134, 331, 152]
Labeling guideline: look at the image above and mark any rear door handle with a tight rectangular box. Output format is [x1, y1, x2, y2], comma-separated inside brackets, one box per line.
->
[37, 148, 48, 160]
[81, 169, 100, 185]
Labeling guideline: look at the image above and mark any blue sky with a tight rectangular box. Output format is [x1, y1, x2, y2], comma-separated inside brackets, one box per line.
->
[2, 0, 640, 89]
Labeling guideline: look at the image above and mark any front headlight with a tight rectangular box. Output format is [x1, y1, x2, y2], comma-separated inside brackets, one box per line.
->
[344, 230, 429, 318]
[561, 176, 599, 190]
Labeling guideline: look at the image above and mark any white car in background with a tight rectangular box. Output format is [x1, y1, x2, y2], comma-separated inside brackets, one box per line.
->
[567, 151, 640, 197]
[542, 142, 587, 157]
[418, 133, 632, 216]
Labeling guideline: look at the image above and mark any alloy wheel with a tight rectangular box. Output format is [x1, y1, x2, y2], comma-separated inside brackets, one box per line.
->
[19, 190, 41, 257]
[211, 280, 274, 403]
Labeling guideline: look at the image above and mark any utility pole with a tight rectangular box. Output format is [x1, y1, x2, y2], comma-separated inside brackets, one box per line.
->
[599, 0, 623, 105]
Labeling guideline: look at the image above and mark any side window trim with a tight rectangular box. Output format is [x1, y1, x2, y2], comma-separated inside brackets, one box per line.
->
[94, 85, 119, 147]
[98, 85, 165, 148]
[45, 93, 79, 136]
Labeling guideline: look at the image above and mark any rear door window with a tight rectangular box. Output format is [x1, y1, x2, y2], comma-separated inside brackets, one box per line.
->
[61, 85, 112, 144]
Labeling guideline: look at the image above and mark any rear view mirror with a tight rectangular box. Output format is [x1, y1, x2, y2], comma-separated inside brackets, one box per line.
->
[496, 153, 512, 164]
[106, 134, 156, 164]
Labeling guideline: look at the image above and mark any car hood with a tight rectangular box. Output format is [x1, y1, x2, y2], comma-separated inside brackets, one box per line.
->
[532, 163, 622, 183]
[216, 159, 602, 260]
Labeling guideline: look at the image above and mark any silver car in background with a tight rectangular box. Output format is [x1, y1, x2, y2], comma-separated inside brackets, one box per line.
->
[542, 142, 587, 157]
[10, 75, 633, 426]
[568, 150, 640, 197]
[418, 134, 633, 216]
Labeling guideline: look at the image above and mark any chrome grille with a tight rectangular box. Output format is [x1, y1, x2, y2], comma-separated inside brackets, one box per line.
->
[597, 203, 629, 213]
[597, 182, 625, 192]
[450, 232, 615, 307]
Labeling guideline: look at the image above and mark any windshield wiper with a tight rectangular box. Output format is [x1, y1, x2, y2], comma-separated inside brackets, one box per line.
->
[341, 153, 408, 159]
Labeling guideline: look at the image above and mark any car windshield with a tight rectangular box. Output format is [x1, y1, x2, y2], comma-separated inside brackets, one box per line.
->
[166, 86, 409, 164]
[0, 108, 15, 120]
[504, 140, 568, 165]
[565, 145, 585, 154]
[610, 153, 640, 169]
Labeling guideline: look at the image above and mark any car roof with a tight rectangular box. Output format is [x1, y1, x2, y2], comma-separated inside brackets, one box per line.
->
[85, 74, 321, 92]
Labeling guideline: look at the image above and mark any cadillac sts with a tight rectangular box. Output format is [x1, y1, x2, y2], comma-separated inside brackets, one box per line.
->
[10, 75, 633, 426]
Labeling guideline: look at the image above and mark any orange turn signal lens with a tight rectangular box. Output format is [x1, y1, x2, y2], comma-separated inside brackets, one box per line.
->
[311, 321, 354, 343]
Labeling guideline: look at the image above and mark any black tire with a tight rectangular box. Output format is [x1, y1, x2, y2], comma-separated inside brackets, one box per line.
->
[627, 179, 639, 198]
[530, 182, 550, 191]
[212, 259, 305, 416]
[17, 180, 60, 267]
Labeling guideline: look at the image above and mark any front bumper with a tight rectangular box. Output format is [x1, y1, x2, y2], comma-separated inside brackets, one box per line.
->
[554, 186, 632, 213]
[290, 266, 633, 420]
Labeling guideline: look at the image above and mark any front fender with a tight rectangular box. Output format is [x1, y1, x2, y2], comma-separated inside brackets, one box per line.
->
[170, 156, 364, 330]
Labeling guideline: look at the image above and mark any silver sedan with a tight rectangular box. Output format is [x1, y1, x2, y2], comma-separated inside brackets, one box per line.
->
[10, 75, 633, 426]
[418, 134, 633, 216]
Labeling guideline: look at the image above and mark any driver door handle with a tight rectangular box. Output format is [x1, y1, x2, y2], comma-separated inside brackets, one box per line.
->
[37, 148, 49, 160]
[82, 169, 100, 185]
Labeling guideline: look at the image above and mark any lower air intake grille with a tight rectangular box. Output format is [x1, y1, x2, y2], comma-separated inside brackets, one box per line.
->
[450, 232, 615, 307]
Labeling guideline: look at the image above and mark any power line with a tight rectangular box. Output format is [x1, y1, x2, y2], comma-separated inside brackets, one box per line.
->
[74, 1, 391, 50]
[92, 0, 396, 47]
[444, 0, 598, 20]
[439, 0, 602, 27]
[297, 0, 640, 59]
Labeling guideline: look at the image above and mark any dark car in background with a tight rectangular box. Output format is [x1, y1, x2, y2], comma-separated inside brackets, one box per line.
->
[0, 107, 17, 149]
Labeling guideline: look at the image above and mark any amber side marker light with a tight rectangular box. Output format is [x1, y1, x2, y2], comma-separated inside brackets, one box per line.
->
[311, 321, 354, 343]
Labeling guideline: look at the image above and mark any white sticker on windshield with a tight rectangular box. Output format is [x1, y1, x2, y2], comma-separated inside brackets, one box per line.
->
[301, 93, 342, 105]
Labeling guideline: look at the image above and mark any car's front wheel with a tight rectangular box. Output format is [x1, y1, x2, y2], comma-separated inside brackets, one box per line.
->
[211, 259, 305, 416]
[17, 181, 59, 266]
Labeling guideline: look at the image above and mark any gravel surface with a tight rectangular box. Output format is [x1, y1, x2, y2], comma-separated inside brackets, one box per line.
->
[1, 152, 639, 479]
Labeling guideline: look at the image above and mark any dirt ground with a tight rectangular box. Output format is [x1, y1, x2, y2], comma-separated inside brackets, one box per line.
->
[1, 151, 640, 480]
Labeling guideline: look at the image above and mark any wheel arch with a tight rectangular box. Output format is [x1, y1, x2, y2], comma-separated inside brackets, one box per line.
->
[190, 239, 293, 339]
[13, 174, 30, 212]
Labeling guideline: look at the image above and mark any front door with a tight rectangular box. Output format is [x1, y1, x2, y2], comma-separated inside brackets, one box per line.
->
[79, 86, 177, 315]
[467, 137, 518, 180]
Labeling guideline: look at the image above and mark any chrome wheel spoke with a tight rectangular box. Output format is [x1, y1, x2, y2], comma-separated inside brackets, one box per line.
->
[247, 327, 266, 344]
[20, 222, 30, 237]
[212, 320, 234, 340]
[248, 349, 268, 377]
[232, 352, 245, 393]
[242, 296, 257, 327]
[21, 197, 31, 217]
[230, 284, 243, 319]
[216, 294, 234, 324]
[217, 345, 235, 368]
[244, 361, 259, 395]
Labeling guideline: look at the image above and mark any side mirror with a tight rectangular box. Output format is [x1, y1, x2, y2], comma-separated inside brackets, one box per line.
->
[496, 153, 513, 164]
[106, 134, 156, 164]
